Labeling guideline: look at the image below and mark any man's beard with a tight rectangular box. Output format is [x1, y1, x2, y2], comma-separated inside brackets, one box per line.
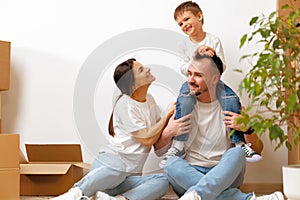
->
[189, 83, 208, 96]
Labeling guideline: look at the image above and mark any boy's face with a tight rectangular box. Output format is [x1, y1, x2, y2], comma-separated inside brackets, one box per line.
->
[175, 11, 202, 37]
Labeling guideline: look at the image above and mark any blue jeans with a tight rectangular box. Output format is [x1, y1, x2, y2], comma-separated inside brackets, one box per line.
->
[175, 81, 247, 144]
[164, 147, 253, 200]
[74, 152, 169, 200]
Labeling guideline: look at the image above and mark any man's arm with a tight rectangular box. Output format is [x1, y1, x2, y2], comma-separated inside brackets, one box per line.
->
[223, 110, 263, 154]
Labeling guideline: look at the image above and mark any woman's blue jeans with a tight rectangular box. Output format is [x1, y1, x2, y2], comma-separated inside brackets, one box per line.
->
[175, 81, 248, 144]
[164, 147, 253, 200]
[74, 152, 169, 200]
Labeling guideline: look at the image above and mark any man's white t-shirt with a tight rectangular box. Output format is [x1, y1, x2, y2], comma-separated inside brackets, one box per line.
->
[180, 32, 226, 76]
[108, 94, 161, 174]
[185, 100, 231, 167]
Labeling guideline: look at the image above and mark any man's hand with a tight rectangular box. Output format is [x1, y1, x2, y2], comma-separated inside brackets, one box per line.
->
[223, 110, 243, 131]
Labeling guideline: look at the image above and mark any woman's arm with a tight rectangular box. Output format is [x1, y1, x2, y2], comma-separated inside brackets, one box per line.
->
[131, 104, 175, 147]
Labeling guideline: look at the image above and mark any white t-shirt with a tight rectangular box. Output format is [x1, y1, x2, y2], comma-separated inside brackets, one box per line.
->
[108, 94, 161, 174]
[180, 32, 226, 76]
[185, 100, 231, 167]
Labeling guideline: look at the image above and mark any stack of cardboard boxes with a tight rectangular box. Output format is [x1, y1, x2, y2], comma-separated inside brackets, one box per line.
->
[0, 40, 90, 198]
[0, 134, 20, 199]
[0, 40, 20, 199]
[0, 40, 10, 132]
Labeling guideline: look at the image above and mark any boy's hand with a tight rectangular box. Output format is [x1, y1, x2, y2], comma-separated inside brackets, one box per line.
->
[195, 45, 215, 57]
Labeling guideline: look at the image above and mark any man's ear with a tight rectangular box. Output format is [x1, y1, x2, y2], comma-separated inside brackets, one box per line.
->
[212, 74, 220, 85]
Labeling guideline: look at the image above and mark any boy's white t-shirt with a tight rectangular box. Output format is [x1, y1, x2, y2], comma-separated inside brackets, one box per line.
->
[185, 100, 231, 167]
[180, 32, 226, 75]
[108, 94, 161, 174]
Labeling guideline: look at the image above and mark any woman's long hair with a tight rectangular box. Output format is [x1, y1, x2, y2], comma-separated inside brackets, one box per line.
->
[108, 58, 136, 137]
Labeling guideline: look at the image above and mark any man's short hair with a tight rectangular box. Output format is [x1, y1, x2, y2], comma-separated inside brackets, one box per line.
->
[194, 53, 223, 75]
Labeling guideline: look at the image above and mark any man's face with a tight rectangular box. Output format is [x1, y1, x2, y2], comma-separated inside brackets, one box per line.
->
[187, 58, 216, 96]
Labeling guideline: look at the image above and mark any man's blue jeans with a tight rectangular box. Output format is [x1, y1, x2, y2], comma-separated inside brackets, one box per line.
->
[74, 152, 169, 200]
[175, 81, 247, 144]
[164, 147, 253, 200]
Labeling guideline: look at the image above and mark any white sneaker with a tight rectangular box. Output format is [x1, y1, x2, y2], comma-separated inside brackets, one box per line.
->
[250, 191, 284, 200]
[95, 191, 125, 200]
[51, 187, 88, 200]
[159, 147, 186, 168]
[179, 191, 201, 200]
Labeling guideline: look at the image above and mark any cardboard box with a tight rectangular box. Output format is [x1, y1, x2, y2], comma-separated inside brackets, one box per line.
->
[0, 168, 20, 200]
[0, 92, 2, 132]
[0, 134, 20, 168]
[0, 40, 11, 91]
[20, 144, 90, 196]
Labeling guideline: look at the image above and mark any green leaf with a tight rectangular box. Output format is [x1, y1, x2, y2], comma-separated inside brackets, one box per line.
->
[285, 141, 292, 151]
[250, 16, 259, 26]
[268, 11, 276, 20]
[273, 39, 280, 49]
[240, 34, 248, 48]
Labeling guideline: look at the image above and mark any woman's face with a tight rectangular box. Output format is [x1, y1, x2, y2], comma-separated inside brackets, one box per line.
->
[132, 61, 156, 90]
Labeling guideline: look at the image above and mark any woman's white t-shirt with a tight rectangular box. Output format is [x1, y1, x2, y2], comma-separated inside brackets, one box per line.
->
[108, 94, 161, 174]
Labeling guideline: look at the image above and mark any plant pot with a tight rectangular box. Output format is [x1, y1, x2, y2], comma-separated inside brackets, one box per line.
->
[282, 165, 300, 200]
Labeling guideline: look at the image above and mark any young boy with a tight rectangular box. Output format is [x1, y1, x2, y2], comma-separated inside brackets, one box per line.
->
[160, 1, 262, 168]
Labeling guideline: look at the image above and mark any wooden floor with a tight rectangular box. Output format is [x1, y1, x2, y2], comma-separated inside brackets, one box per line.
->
[20, 194, 178, 200]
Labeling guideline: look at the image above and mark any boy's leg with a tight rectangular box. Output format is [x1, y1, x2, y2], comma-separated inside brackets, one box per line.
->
[217, 81, 262, 162]
[160, 81, 196, 168]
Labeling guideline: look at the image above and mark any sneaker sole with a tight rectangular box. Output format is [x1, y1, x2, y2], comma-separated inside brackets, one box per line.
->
[246, 156, 262, 163]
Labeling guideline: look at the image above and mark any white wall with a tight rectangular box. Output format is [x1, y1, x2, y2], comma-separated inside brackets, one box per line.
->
[1, 0, 286, 183]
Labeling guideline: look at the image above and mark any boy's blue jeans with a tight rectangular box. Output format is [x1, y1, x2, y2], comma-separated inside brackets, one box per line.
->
[175, 81, 248, 144]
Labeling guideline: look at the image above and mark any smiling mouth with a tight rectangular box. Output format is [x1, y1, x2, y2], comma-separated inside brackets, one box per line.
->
[185, 25, 192, 33]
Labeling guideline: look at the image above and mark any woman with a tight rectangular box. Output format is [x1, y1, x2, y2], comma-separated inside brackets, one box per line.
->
[52, 58, 192, 200]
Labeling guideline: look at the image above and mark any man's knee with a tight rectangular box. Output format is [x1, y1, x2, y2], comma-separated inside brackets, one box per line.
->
[164, 156, 185, 176]
[227, 147, 246, 164]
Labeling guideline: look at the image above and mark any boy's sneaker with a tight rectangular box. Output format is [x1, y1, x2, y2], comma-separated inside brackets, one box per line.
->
[241, 143, 262, 162]
[159, 147, 186, 168]
[51, 187, 88, 200]
[250, 191, 284, 200]
[179, 191, 201, 200]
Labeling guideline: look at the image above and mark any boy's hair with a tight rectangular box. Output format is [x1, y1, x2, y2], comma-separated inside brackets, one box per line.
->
[174, 1, 204, 25]
[195, 53, 223, 75]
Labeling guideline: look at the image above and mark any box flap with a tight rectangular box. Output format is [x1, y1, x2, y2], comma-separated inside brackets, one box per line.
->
[74, 162, 91, 170]
[20, 163, 72, 175]
[25, 144, 82, 162]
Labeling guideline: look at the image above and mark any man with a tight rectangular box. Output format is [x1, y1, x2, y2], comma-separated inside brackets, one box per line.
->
[161, 53, 284, 200]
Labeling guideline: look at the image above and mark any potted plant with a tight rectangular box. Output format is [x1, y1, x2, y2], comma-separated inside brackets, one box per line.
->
[237, 4, 300, 199]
